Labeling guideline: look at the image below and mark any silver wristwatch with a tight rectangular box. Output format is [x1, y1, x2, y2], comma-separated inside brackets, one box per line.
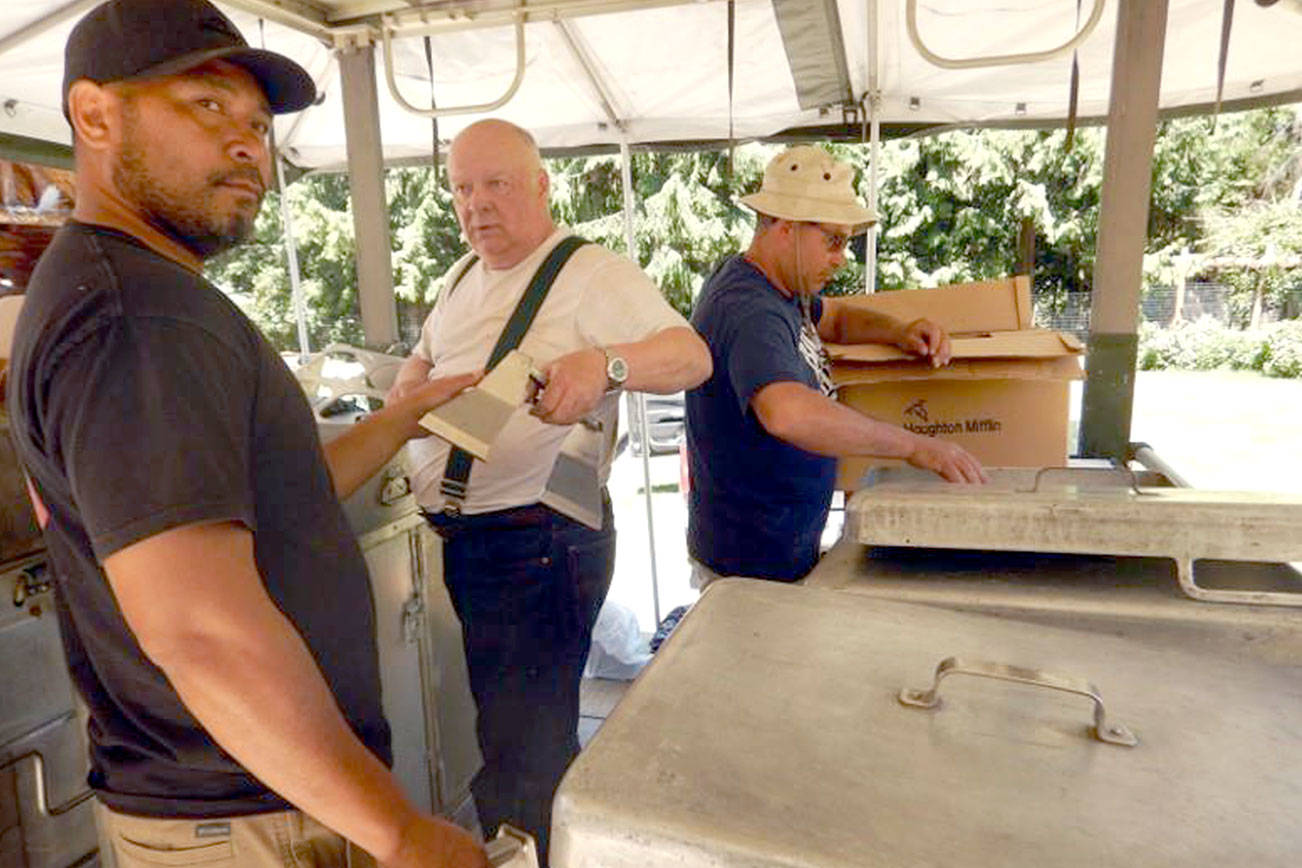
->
[601, 347, 629, 391]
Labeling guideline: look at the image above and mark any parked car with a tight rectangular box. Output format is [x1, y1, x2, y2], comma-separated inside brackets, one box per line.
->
[625, 391, 686, 456]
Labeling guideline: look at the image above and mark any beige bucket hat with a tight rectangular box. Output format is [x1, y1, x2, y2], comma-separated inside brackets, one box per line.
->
[741, 146, 878, 235]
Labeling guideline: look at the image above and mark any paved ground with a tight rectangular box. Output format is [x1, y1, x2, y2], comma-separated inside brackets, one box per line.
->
[599, 370, 1302, 636]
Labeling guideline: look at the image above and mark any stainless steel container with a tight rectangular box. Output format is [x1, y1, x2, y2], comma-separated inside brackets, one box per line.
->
[306, 347, 482, 826]
[838, 465, 1302, 606]
[1, 395, 99, 867]
[1, 552, 98, 868]
[553, 579, 1302, 867]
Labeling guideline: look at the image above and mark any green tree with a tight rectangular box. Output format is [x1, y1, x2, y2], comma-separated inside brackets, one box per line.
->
[1191, 108, 1302, 326]
[207, 172, 364, 350]
[548, 148, 765, 315]
[207, 106, 1299, 354]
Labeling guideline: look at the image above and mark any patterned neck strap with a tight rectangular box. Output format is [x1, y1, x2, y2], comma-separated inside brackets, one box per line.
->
[797, 295, 837, 398]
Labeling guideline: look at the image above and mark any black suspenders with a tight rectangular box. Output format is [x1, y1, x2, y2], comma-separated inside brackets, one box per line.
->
[437, 236, 590, 512]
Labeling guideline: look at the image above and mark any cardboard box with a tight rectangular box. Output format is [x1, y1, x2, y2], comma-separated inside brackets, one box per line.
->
[829, 276, 1084, 489]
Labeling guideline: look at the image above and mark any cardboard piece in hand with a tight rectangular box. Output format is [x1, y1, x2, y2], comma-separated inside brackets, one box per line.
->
[541, 446, 605, 530]
[417, 349, 534, 460]
[525, 367, 608, 531]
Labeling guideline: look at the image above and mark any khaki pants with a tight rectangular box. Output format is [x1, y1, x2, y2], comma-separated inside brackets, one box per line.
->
[97, 802, 376, 868]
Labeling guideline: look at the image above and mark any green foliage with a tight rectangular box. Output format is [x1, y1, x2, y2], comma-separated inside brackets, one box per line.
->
[207, 169, 470, 352]
[549, 148, 764, 317]
[205, 106, 1301, 355]
[1137, 318, 1299, 377]
[1200, 200, 1302, 326]
[206, 173, 365, 350]
[1153, 107, 1302, 323]
[388, 167, 468, 307]
[1263, 320, 1302, 378]
[842, 129, 1104, 300]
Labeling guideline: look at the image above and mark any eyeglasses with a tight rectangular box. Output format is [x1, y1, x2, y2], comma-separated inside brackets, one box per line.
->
[805, 223, 849, 253]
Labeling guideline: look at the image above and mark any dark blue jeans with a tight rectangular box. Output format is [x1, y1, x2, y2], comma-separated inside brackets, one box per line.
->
[429, 497, 615, 864]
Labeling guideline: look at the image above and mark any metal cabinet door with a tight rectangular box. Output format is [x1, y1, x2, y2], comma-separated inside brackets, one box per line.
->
[360, 516, 481, 824]
[1, 560, 98, 868]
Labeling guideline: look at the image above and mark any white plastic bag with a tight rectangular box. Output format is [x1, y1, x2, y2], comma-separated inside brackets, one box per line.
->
[584, 600, 650, 680]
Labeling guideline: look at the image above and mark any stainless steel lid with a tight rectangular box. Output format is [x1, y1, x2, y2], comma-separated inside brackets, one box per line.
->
[554, 579, 1302, 867]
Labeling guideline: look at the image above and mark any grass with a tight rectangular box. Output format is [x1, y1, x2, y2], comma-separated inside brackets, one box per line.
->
[636, 483, 681, 495]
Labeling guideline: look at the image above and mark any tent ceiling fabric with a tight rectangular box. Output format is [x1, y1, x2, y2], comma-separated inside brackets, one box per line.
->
[1, 0, 1300, 170]
[772, 0, 854, 110]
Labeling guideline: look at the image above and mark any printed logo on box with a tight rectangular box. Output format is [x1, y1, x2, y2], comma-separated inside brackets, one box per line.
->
[902, 399, 1001, 437]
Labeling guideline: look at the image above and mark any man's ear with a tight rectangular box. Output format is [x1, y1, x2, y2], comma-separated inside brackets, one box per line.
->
[537, 168, 550, 199]
[67, 80, 115, 151]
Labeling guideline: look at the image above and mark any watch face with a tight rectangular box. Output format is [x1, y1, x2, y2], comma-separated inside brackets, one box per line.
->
[608, 355, 629, 384]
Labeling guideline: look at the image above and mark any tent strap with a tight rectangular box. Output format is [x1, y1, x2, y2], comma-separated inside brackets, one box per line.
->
[1214, 0, 1236, 127]
[727, 0, 736, 186]
[424, 35, 441, 181]
[1066, 0, 1082, 151]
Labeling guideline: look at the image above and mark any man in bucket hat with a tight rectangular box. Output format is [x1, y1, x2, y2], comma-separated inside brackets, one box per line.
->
[6, 1, 487, 866]
[685, 146, 987, 585]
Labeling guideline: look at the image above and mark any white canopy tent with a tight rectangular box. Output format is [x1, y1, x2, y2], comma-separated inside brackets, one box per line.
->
[2, 0, 1301, 166]
[5, 0, 1299, 335]
[2, 0, 1301, 618]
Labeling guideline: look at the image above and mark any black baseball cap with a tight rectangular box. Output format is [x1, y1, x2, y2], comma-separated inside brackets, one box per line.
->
[63, 0, 316, 119]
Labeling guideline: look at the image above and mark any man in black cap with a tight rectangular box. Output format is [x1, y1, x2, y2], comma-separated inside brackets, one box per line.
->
[6, 2, 488, 866]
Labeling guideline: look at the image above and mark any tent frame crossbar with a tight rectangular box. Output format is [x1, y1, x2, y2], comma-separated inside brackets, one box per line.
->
[905, 0, 1108, 70]
[220, 0, 706, 40]
[378, 8, 526, 117]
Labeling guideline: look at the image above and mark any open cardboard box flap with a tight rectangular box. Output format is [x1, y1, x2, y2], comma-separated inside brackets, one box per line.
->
[832, 353, 1084, 386]
[827, 328, 1083, 365]
[826, 276, 1083, 385]
[832, 274, 1033, 333]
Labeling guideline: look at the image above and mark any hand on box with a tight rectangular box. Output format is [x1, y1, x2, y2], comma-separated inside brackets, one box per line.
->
[907, 435, 988, 484]
[897, 318, 952, 367]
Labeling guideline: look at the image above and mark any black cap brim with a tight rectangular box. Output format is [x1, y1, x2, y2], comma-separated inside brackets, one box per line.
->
[129, 46, 317, 115]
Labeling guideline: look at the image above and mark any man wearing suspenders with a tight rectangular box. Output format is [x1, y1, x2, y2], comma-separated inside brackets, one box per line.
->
[388, 119, 711, 861]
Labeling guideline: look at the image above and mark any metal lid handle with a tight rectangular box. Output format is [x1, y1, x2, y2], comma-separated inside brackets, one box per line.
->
[1023, 464, 1146, 496]
[899, 657, 1138, 747]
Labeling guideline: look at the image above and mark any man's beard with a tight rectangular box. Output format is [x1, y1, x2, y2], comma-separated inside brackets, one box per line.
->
[113, 115, 262, 260]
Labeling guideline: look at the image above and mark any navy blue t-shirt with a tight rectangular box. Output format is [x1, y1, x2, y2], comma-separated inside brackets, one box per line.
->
[686, 256, 836, 581]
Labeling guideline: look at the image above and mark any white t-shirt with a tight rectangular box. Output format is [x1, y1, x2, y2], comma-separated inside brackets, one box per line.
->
[408, 228, 689, 514]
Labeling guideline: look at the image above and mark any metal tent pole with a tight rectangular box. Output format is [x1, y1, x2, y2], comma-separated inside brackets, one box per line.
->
[337, 34, 398, 349]
[556, 17, 663, 625]
[0, 0, 101, 56]
[865, 95, 881, 294]
[620, 138, 662, 627]
[273, 154, 311, 361]
[864, 0, 881, 294]
[1080, 0, 1170, 459]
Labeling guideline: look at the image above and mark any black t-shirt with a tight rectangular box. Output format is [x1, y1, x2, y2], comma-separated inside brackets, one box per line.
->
[6, 222, 391, 818]
[685, 256, 837, 581]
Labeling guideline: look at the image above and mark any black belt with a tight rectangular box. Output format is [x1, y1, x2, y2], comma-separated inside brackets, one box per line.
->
[422, 490, 610, 538]
[422, 501, 553, 533]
